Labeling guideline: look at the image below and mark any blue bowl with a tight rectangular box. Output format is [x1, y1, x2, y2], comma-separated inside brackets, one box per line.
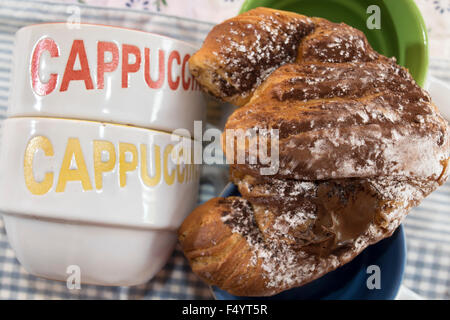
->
[212, 183, 407, 300]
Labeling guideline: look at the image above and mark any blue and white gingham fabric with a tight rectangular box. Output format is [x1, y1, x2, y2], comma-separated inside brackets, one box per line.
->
[0, 0, 449, 300]
[0, 184, 216, 300]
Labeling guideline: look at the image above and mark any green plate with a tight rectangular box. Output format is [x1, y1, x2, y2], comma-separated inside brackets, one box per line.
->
[240, 0, 428, 87]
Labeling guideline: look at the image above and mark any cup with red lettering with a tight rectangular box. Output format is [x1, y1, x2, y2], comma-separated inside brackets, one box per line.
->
[0, 117, 200, 285]
[9, 23, 205, 136]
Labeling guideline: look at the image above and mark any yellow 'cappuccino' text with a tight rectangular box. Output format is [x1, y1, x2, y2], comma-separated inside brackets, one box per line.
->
[23, 136, 197, 195]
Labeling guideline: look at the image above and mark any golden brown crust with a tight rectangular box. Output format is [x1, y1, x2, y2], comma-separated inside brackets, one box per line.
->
[189, 8, 382, 106]
[297, 18, 379, 63]
[180, 7, 450, 297]
[189, 7, 316, 106]
[223, 59, 449, 182]
[179, 176, 439, 296]
[178, 197, 268, 296]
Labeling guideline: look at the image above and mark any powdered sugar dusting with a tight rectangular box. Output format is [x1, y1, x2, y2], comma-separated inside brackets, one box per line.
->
[187, 7, 450, 296]
[220, 175, 438, 292]
[211, 10, 315, 99]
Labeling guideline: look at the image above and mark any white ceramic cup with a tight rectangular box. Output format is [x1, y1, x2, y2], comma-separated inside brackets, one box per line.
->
[0, 117, 200, 286]
[425, 76, 450, 121]
[9, 23, 205, 136]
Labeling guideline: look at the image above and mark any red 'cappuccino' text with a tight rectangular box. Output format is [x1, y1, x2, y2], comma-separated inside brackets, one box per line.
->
[31, 38, 200, 95]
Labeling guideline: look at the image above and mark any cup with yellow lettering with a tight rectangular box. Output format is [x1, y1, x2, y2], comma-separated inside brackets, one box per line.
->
[0, 118, 200, 285]
[9, 23, 205, 136]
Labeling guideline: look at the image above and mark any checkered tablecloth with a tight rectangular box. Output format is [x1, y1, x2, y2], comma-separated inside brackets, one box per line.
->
[0, 183, 216, 300]
[0, 0, 449, 300]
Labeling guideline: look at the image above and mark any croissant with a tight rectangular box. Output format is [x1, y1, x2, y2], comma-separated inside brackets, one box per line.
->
[179, 7, 450, 296]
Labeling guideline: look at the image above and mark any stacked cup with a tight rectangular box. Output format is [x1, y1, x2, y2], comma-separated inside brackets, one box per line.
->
[0, 23, 205, 286]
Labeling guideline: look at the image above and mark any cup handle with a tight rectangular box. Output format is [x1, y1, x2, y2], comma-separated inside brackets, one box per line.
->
[426, 76, 450, 121]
